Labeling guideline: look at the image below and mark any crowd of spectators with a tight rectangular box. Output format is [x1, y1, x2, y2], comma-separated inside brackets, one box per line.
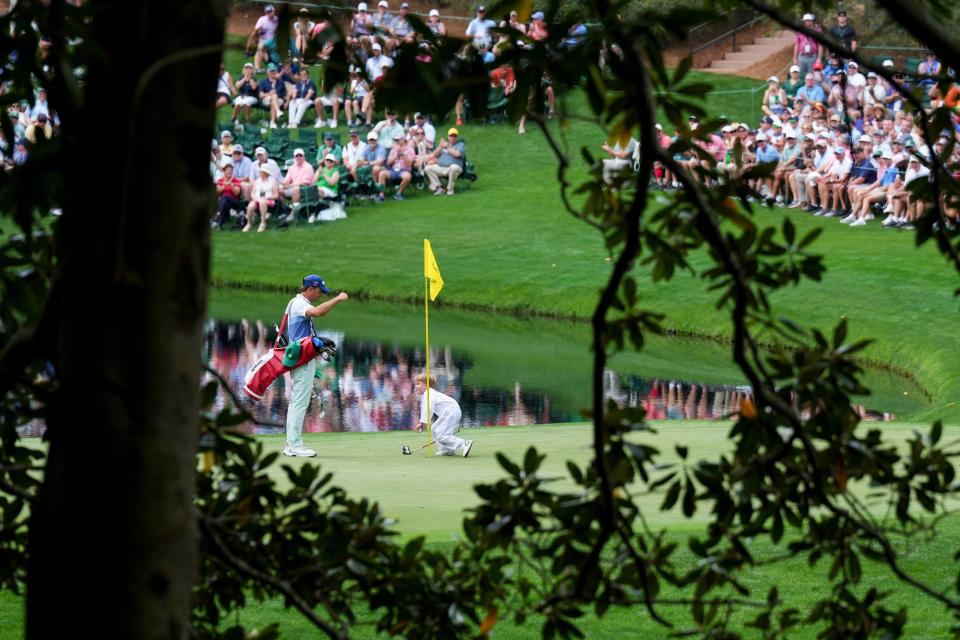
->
[601, 10, 960, 232]
[2, 83, 56, 173]
[213, 1, 577, 229]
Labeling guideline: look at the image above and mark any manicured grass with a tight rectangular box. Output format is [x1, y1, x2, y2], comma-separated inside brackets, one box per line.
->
[3, 423, 958, 638]
[210, 86, 960, 422]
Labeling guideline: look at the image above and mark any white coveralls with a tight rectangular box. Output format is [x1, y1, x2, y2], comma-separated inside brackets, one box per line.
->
[420, 387, 467, 455]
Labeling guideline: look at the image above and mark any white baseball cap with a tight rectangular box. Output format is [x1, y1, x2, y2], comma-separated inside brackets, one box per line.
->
[429, 8, 439, 16]
[882, 59, 894, 67]
[833, 146, 845, 154]
[802, 13, 815, 21]
[785, 131, 797, 138]
[255, 146, 267, 155]
[756, 132, 768, 141]
[790, 65, 800, 73]
[367, 131, 378, 140]
[768, 75, 780, 83]
[378, 0, 388, 6]
[358, 2, 368, 11]
[293, 148, 305, 156]
[324, 153, 337, 162]
[372, 42, 382, 51]
[721, 125, 733, 133]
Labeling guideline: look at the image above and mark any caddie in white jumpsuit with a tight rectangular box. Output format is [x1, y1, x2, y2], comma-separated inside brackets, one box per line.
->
[415, 374, 473, 457]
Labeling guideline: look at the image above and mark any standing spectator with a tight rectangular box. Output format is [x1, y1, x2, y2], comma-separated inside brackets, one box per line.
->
[424, 127, 465, 195]
[288, 67, 317, 128]
[829, 10, 857, 54]
[245, 164, 280, 233]
[378, 133, 415, 200]
[258, 63, 286, 129]
[793, 13, 821, 79]
[282, 148, 316, 205]
[214, 162, 242, 229]
[506, 9, 526, 35]
[248, 4, 279, 72]
[216, 63, 236, 109]
[465, 5, 496, 51]
[365, 42, 394, 118]
[427, 9, 446, 38]
[232, 63, 259, 124]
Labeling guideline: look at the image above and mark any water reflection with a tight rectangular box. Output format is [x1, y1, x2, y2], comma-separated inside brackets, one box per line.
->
[203, 318, 763, 435]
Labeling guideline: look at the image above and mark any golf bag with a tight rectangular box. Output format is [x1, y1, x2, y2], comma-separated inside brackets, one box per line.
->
[241, 304, 337, 401]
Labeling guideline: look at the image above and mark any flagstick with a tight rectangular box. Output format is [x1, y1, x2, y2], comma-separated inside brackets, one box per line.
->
[425, 276, 431, 456]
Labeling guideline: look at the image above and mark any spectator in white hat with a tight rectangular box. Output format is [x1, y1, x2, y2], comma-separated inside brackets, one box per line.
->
[846, 60, 866, 88]
[793, 13, 822, 79]
[762, 75, 787, 119]
[282, 148, 316, 204]
[232, 63, 259, 124]
[372, 0, 392, 37]
[784, 64, 804, 107]
[427, 8, 446, 37]
[245, 164, 280, 232]
[352, 2, 373, 40]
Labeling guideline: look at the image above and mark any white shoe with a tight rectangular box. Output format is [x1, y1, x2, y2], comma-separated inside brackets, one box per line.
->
[881, 214, 896, 226]
[269, 121, 277, 129]
[307, 213, 316, 223]
[882, 204, 893, 213]
[328, 119, 337, 128]
[840, 214, 856, 224]
[775, 195, 784, 204]
[849, 218, 867, 227]
[462, 439, 474, 458]
[314, 119, 322, 128]
[283, 445, 317, 457]
[435, 449, 457, 456]
[864, 212, 874, 221]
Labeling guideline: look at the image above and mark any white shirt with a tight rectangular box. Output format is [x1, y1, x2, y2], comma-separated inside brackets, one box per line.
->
[253, 158, 282, 182]
[905, 165, 930, 185]
[365, 54, 393, 82]
[419, 387, 459, 422]
[829, 154, 852, 178]
[420, 121, 436, 145]
[465, 17, 496, 45]
[847, 72, 866, 88]
[342, 140, 367, 168]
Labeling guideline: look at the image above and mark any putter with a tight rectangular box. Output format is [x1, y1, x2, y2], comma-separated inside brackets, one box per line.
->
[402, 441, 435, 455]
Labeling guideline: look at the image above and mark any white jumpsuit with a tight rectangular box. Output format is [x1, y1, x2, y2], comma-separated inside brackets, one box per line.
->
[419, 387, 467, 455]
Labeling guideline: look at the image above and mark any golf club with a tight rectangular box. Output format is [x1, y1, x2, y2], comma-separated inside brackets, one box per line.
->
[402, 440, 435, 455]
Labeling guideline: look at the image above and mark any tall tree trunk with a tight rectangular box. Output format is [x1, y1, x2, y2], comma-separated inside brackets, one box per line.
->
[26, 1, 225, 636]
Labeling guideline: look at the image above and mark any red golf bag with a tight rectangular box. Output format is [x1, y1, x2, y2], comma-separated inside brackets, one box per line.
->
[241, 308, 336, 402]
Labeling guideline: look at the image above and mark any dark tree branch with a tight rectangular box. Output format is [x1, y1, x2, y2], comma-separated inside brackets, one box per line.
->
[198, 511, 346, 640]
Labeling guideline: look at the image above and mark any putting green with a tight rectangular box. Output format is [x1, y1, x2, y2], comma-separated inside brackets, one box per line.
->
[271, 421, 957, 540]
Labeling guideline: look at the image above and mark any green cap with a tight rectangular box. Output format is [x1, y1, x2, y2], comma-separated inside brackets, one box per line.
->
[282, 341, 302, 367]
[267, 62, 277, 72]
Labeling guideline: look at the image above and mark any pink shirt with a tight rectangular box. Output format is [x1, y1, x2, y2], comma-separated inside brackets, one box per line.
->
[255, 15, 279, 42]
[284, 161, 315, 186]
[795, 30, 819, 57]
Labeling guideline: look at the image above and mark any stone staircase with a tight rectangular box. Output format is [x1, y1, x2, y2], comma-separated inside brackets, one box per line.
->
[709, 29, 794, 75]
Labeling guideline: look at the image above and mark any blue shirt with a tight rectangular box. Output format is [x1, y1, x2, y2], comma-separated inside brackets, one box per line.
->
[850, 159, 877, 183]
[294, 79, 317, 99]
[755, 144, 780, 163]
[880, 165, 899, 186]
[258, 77, 284, 96]
[363, 143, 387, 163]
[286, 295, 315, 342]
[796, 84, 826, 105]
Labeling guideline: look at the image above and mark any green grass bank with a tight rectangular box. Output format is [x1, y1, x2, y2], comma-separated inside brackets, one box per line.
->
[210, 68, 960, 422]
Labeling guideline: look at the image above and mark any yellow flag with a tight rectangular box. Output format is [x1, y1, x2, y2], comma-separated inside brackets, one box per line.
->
[424, 239, 444, 301]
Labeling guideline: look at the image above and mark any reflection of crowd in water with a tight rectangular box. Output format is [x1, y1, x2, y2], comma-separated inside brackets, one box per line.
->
[604, 372, 753, 420]
[204, 319, 578, 433]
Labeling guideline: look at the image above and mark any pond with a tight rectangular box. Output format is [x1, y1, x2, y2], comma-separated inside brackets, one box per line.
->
[15, 290, 920, 439]
[200, 290, 918, 436]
